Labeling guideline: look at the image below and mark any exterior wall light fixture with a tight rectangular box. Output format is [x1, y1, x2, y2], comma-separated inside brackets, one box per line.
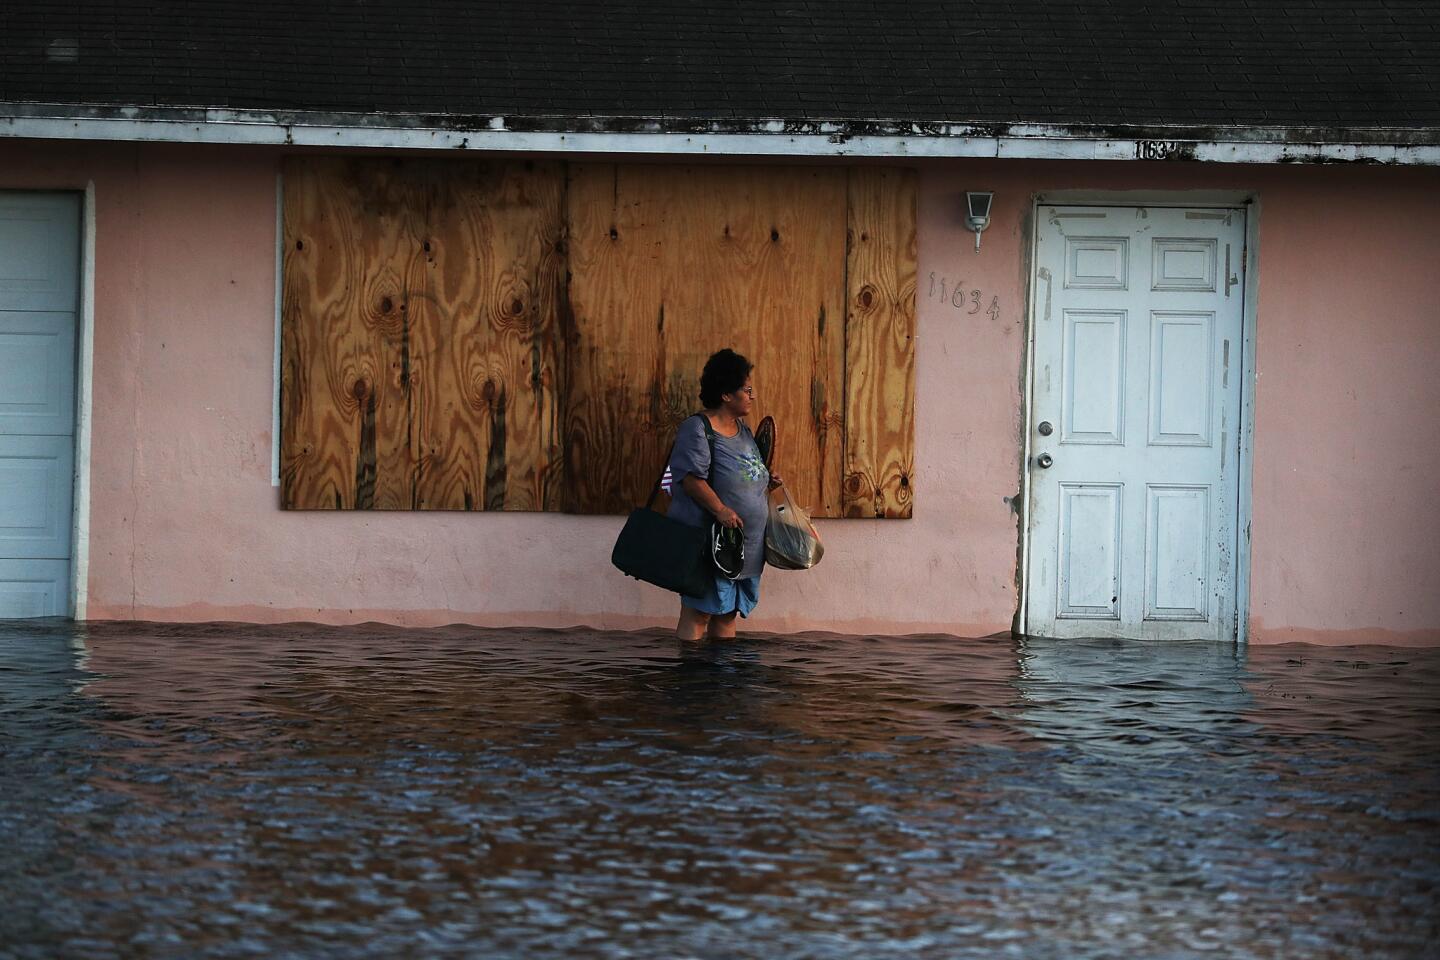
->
[965, 191, 994, 252]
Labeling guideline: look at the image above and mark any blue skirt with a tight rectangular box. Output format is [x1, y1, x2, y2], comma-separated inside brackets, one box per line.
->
[682, 574, 761, 618]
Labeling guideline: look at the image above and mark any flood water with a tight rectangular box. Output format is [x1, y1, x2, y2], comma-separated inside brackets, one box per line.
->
[1, 621, 1437, 959]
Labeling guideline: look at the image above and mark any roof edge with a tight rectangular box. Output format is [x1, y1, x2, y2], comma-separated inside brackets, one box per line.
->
[4, 102, 1439, 164]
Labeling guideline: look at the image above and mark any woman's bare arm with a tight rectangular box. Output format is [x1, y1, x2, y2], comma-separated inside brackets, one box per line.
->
[680, 474, 742, 528]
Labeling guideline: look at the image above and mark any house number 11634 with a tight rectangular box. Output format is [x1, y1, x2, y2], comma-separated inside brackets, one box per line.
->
[929, 272, 1001, 322]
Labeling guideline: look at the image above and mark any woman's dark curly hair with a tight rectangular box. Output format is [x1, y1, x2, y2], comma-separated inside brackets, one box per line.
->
[699, 348, 753, 409]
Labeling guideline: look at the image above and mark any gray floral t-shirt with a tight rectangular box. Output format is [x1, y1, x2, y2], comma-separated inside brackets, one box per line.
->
[666, 415, 770, 579]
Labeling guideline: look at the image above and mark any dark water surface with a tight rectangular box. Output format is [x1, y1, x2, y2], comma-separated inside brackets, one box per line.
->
[1, 621, 1437, 959]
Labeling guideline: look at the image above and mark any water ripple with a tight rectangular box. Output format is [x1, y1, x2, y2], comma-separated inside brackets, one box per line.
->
[1, 621, 1437, 958]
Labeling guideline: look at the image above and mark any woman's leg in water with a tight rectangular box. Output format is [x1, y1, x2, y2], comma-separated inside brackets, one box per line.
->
[706, 611, 738, 639]
[677, 606, 711, 641]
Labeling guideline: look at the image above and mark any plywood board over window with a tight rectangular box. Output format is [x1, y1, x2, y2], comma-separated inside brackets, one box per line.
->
[281, 158, 916, 517]
[281, 158, 566, 510]
[565, 165, 848, 516]
[845, 168, 918, 518]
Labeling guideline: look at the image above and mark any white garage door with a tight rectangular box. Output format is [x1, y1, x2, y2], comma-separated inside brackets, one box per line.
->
[0, 193, 80, 618]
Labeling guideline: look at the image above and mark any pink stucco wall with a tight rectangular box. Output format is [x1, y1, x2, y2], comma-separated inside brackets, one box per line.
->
[3, 139, 1438, 643]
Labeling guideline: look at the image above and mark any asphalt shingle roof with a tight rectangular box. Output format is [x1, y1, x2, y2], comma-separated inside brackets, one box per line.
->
[2, 0, 1438, 131]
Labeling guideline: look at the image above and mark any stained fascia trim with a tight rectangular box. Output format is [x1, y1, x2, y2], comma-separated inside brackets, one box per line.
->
[3, 103, 1439, 164]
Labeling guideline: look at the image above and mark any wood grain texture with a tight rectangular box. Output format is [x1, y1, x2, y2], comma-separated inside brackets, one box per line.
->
[282, 158, 914, 518]
[844, 167, 918, 519]
[564, 164, 848, 516]
[280, 157, 564, 510]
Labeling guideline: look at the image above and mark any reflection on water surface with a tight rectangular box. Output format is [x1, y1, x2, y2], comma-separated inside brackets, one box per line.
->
[1, 621, 1436, 958]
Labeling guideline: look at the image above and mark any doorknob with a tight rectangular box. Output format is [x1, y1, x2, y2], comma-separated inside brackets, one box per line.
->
[1037, 420, 1053, 436]
[1036, 453, 1054, 469]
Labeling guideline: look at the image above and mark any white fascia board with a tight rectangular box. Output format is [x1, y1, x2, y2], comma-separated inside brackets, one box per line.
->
[3, 108, 1439, 165]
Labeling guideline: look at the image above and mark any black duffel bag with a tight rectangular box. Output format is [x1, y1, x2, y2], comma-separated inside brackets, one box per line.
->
[611, 414, 719, 598]
[611, 505, 711, 598]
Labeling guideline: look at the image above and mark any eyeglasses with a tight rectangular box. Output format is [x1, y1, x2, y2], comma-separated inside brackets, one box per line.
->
[733, 386, 755, 398]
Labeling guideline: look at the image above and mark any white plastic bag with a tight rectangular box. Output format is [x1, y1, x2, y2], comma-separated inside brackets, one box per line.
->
[764, 487, 824, 570]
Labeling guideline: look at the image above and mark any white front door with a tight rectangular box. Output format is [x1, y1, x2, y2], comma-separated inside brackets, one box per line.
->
[0, 192, 80, 618]
[1025, 204, 1246, 641]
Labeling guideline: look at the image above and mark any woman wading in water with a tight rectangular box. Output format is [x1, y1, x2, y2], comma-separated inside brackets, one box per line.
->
[666, 349, 782, 641]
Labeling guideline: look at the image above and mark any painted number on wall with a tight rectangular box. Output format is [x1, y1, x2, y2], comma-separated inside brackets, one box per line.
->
[1136, 140, 1183, 160]
[928, 272, 1001, 322]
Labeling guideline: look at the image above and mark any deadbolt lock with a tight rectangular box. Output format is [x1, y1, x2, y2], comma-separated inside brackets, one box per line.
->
[1037, 421, 1053, 436]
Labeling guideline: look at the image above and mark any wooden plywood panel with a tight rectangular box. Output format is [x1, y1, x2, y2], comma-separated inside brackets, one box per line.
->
[412, 162, 566, 511]
[281, 158, 564, 510]
[565, 164, 848, 516]
[844, 167, 917, 518]
[281, 158, 421, 510]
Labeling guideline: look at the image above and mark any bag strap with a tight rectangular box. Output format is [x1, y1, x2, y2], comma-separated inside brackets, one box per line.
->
[644, 413, 721, 510]
[696, 411, 720, 447]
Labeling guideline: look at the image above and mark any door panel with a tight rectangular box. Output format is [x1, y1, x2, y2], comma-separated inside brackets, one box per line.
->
[1148, 312, 1213, 445]
[0, 194, 80, 312]
[1063, 310, 1126, 443]
[1065, 237, 1128, 289]
[1151, 238, 1217, 291]
[0, 435, 75, 559]
[0, 559, 68, 618]
[1027, 204, 1245, 642]
[1144, 484, 1210, 620]
[1057, 483, 1122, 619]
[0, 310, 77, 436]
